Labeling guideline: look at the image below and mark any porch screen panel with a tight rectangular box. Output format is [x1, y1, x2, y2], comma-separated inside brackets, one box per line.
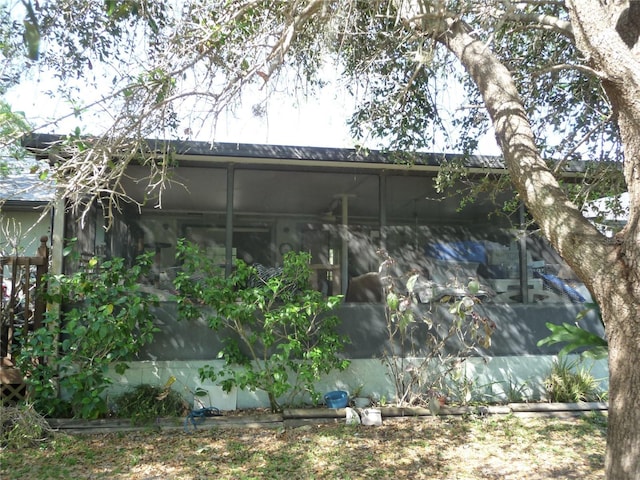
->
[524, 233, 592, 304]
[384, 174, 526, 304]
[233, 168, 379, 296]
[383, 174, 591, 305]
[124, 166, 229, 291]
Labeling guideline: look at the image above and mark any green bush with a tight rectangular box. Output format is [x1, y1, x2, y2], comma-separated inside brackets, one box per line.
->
[113, 384, 189, 425]
[174, 241, 350, 412]
[544, 357, 604, 403]
[16, 253, 159, 419]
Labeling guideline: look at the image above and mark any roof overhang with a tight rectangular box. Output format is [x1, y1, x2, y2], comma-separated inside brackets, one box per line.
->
[22, 133, 607, 179]
[23, 134, 505, 174]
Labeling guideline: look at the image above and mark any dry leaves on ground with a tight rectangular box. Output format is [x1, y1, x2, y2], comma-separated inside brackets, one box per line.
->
[1, 413, 606, 479]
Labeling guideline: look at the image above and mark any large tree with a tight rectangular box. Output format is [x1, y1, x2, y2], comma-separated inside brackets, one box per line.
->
[3, 0, 640, 477]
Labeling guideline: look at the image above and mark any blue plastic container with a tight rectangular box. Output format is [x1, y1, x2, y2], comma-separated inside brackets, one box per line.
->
[324, 390, 349, 409]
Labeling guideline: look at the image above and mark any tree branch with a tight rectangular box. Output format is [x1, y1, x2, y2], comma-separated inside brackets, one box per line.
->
[503, 12, 574, 39]
[264, 0, 327, 79]
[554, 113, 613, 174]
[436, 17, 610, 286]
[532, 63, 605, 79]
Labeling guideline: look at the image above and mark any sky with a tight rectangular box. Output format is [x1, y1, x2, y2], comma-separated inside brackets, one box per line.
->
[10, 75, 358, 149]
[9, 68, 501, 154]
[3, 0, 503, 155]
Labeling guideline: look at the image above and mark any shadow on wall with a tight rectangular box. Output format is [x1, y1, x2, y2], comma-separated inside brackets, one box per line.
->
[138, 303, 227, 361]
[138, 298, 604, 363]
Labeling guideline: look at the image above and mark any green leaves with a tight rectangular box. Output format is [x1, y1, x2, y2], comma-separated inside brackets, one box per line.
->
[16, 252, 159, 419]
[175, 242, 349, 412]
[537, 302, 607, 359]
[538, 321, 608, 359]
[0, 101, 31, 163]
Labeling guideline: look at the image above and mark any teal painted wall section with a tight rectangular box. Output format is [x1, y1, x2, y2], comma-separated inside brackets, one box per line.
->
[107, 355, 608, 411]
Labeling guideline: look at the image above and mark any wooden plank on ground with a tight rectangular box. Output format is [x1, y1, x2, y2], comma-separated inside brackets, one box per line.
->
[376, 406, 433, 417]
[513, 410, 608, 419]
[205, 413, 283, 425]
[284, 418, 342, 428]
[50, 413, 285, 434]
[508, 402, 608, 412]
[284, 408, 345, 419]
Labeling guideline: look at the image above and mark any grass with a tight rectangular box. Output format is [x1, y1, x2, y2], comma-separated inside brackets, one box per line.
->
[1, 413, 606, 479]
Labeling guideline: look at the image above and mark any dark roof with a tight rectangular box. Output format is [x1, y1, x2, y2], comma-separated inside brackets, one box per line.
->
[164, 140, 506, 169]
[24, 133, 505, 170]
[23, 133, 595, 173]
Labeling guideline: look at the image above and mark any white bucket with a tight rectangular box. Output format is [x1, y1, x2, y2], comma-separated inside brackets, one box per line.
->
[360, 408, 382, 426]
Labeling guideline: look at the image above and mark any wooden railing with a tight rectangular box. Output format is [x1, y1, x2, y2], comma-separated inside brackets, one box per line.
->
[0, 236, 49, 403]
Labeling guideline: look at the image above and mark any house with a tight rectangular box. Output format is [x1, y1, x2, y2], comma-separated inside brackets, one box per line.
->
[0, 172, 53, 256]
[1, 170, 53, 400]
[24, 134, 608, 409]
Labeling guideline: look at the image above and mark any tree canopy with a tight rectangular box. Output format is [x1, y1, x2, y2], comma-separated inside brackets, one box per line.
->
[0, 1, 625, 207]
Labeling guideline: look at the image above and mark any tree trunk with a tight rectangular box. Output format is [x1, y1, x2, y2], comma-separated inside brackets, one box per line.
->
[600, 287, 640, 477]
[436, 9, 640, 479]
[566, 2, 640, 476]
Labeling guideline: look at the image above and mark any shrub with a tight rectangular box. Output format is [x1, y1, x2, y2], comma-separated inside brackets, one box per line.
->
[378, 250, 495, 407]
[544, 356, 604, 403]
[174, 241, 350, 412]
[112, 384, 189, 425]
[16, 253, 159, 419]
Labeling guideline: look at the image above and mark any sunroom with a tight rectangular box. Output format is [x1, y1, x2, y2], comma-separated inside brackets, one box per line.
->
[27, 135, 607, 409]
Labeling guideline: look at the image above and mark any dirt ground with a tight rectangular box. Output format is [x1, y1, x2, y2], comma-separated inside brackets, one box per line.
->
[1, 412, 606, 479]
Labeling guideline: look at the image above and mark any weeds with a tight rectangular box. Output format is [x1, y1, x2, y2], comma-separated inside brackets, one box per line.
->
[112, 384, 189, 425]
[500, 377, 530, 403]
[0, 403, 54, 448]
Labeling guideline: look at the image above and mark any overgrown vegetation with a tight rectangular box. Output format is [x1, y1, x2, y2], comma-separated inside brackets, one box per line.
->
[16, 253, 159, 419]
[379, 250, 495, 408]
[174, 243, 350, 412]
[0, 403, 53, 449]
[544, 356, 605, 403]
[112, 382, 189, 426]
